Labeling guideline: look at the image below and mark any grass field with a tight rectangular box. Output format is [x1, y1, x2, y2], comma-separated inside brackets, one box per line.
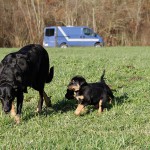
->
[0, 46, 150, 150]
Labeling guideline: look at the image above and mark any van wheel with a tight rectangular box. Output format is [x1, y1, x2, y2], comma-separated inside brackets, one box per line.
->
[94, 43, 103, 47]
[60, 43, 68, 48]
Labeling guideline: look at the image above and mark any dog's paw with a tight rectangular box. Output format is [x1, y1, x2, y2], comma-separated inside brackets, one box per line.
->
[14, 115, 21, 124]
[45, 96, 52, 107]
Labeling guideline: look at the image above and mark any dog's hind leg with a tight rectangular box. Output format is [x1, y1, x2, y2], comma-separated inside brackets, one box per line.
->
[109, 97, 112, 104]
[37, 90, 44, 113]
[43, 91, 52, 107]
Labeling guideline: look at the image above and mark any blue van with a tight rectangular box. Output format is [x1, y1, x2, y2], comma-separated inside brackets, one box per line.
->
[43, 26, 104, 48]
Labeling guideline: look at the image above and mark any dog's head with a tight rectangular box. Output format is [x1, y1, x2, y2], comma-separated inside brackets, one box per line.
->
[67, 76, 87, 91]
[0, 83, 16, 113]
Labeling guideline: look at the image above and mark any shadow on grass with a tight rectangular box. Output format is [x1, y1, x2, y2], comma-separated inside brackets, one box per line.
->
[49, 92, 129, 115]
[52, 98, 77, 113]
[22, 93, 129, 121]
[52, 93, 129, 115]
[22, 98, 77, 121]
[22, 105, 54, 122]
[106, 92, 129, 110]
[114, 92, 129, 105]
[98, 92, 129, 112]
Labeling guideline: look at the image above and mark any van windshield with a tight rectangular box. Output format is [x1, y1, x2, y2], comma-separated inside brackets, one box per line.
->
[83, 28, 93, 36]
[45, 29, 54, 36]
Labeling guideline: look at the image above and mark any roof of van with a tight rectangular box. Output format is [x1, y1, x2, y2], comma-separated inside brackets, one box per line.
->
[45, 26, 89, 28]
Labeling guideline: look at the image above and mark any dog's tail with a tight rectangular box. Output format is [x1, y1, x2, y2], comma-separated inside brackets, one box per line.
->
[46, 66, 54, 83]
[100, 69, 106, 83]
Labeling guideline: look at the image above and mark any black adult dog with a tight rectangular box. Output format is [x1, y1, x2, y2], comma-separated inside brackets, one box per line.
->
[0, 44, 54, 123]
[66, 70, 114, 115]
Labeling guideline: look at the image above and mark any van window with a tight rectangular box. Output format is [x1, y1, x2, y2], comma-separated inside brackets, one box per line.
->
[83, 28, 93, 36]
[45, 29, 54, 36]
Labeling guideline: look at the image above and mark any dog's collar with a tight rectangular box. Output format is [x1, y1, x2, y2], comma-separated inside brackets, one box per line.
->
[0, 81, 13, 87]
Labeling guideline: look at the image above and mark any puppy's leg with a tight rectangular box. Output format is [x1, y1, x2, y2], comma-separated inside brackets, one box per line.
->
[98, 99, 103, 113]
[76, 95, 84, 101]
[43, 91, 52, 107]
[74, 104, 85, 115]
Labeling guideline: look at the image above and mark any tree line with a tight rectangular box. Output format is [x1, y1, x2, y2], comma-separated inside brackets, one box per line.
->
[0, 0, 150, 47]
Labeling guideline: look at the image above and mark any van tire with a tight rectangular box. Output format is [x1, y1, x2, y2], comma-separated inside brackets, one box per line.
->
[94, 43, 103, 47]
[60, 43, 68, 48]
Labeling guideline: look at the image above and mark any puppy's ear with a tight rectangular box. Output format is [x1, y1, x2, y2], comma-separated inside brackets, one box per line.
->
[79, 78, 87, 86]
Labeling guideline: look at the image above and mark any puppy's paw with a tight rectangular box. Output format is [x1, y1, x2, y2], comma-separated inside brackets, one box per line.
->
[74, 110, 81, 116]
[74, 104, 84, 116]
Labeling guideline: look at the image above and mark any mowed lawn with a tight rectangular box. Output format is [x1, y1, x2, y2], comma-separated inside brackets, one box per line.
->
[0, 46, 150, 150]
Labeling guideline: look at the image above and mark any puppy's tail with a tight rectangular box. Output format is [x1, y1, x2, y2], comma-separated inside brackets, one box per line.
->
[100, 69, 115, 100]
[100, 69, 106, 83]
[46, 66, 54, 83]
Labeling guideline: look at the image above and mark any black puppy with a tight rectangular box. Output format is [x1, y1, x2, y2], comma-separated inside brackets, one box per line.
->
[0, 44, 54, 123]
[66, 70, 114, 115]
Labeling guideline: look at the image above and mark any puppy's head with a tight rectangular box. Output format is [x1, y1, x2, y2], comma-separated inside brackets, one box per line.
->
[67, 76, 87, 91]
[65, 89, 75, 100]
[0, 83, 15, 113]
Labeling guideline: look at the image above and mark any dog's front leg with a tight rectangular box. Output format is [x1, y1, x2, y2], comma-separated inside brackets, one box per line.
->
[74, 104, 85, 115]
[0, 99, 4, 110]
[10, 102, 16, 117]
[16, 92, 24, 124]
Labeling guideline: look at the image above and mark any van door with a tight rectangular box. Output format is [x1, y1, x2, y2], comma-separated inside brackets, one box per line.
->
[82, 28, 99, 46]
[43, 27, 56, 47]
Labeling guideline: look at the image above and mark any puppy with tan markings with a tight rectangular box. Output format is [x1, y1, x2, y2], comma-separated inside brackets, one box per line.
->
[66, 70, 114, 115]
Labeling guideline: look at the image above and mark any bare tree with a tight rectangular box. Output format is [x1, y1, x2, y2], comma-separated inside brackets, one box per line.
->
[0, 0, 150, 47]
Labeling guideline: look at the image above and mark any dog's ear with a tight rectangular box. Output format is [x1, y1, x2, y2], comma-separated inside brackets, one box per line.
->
[13, 79, 27, 93]
[0, 62, 4, 74]
[14, 66, 22, 83]
[13, 68, 27, 93]
[15, 72, 22, 83]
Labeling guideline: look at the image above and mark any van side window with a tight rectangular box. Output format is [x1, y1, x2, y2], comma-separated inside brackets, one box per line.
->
[45, 29, 54, 36]
[83, 28, 92, 36]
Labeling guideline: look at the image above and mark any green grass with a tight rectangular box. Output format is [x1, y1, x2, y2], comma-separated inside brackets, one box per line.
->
[0, 46, 150, 150]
